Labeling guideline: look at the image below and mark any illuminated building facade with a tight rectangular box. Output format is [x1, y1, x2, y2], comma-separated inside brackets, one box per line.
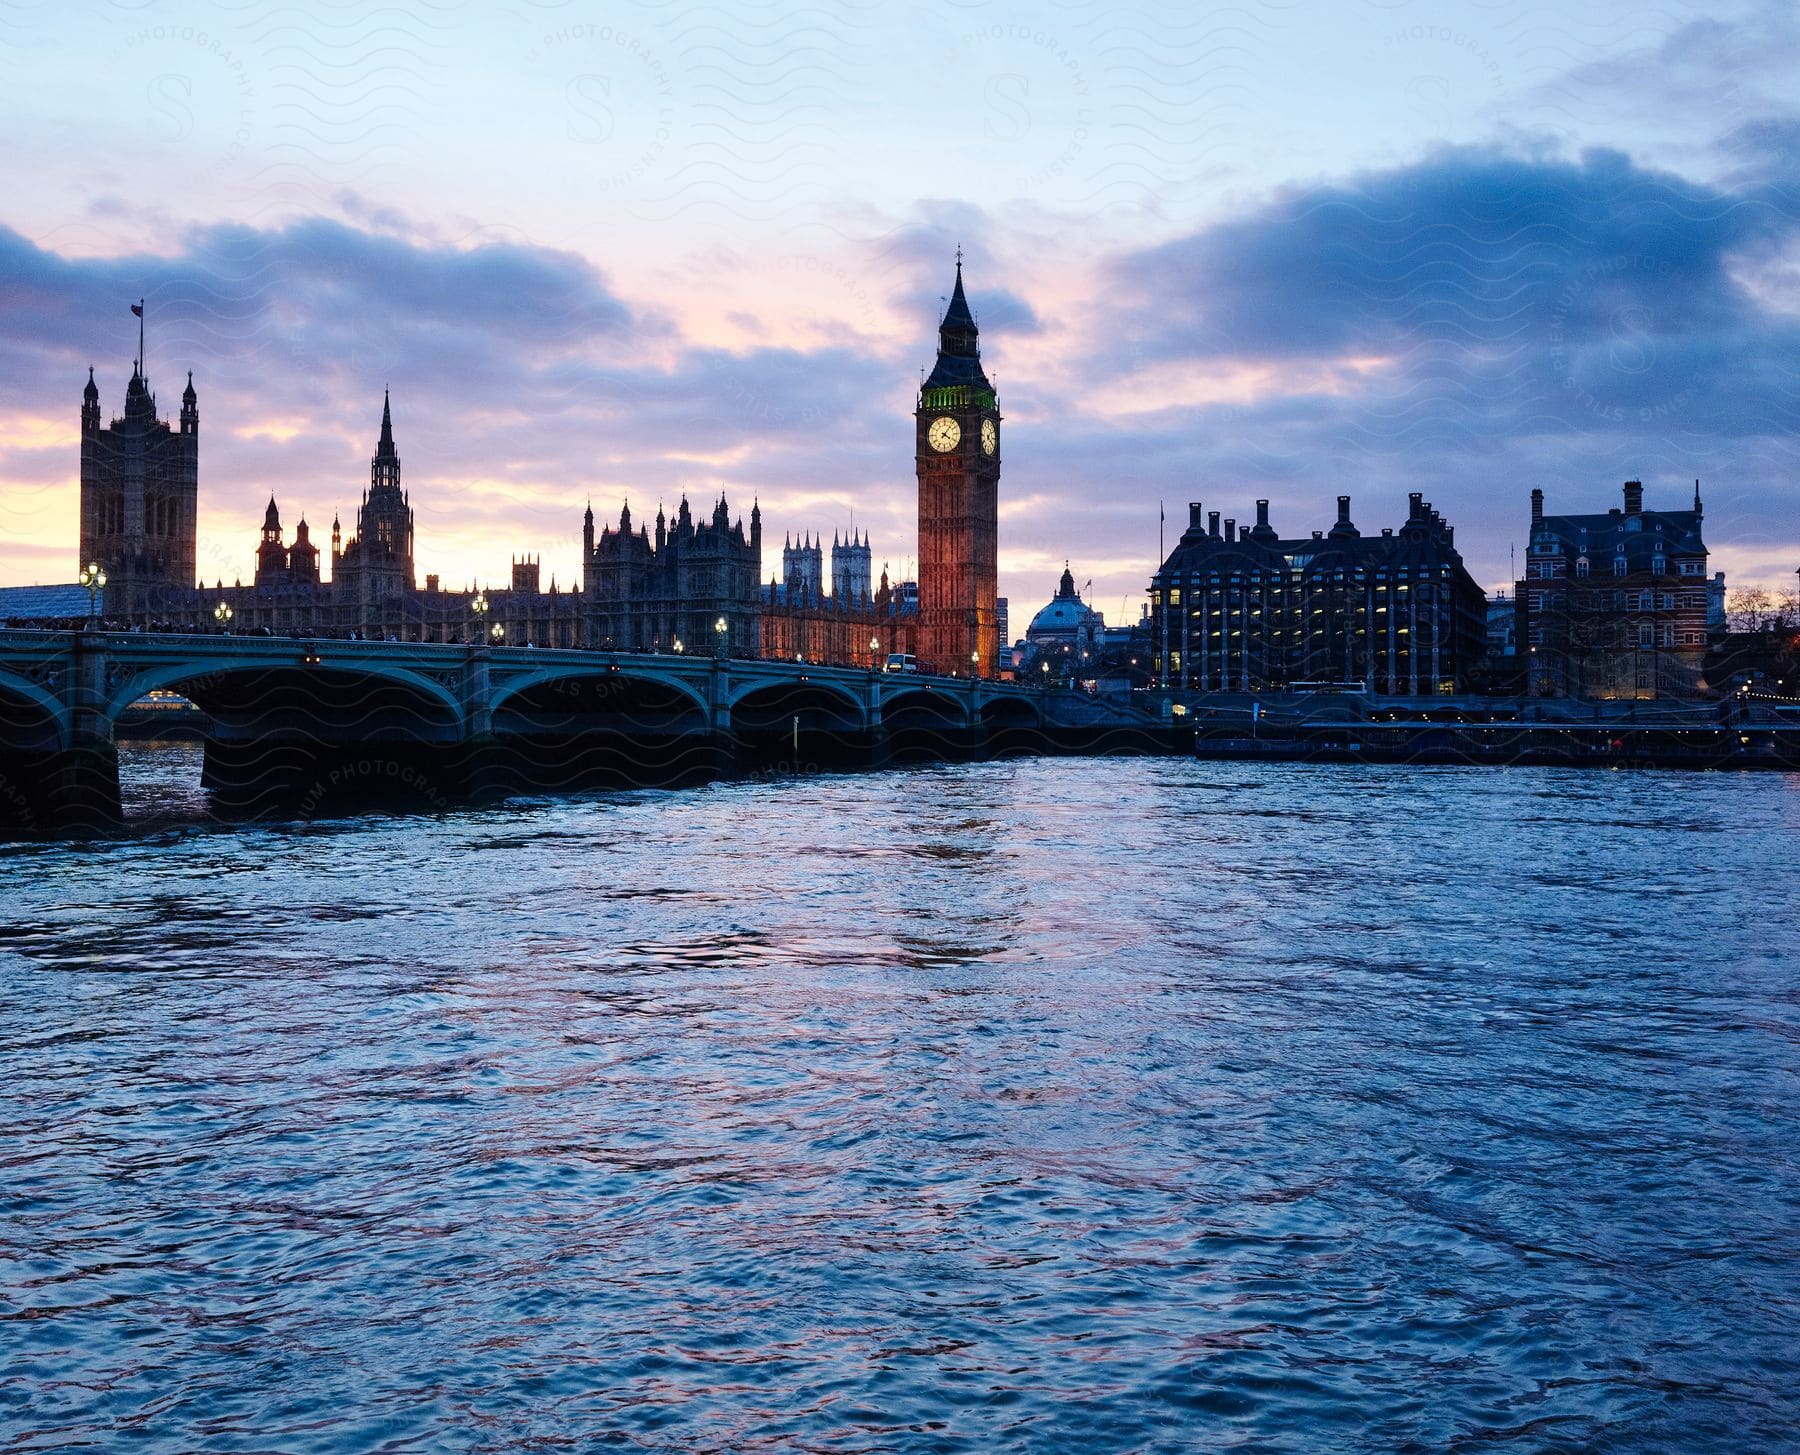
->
[1149, 494, 1487, 694]
[915, 259, 1000, 677]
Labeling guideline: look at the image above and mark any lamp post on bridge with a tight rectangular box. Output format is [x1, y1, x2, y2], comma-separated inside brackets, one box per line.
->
[78, 561, 106, 620]
[213, 601, 233, 635]
[470, 591, 489, 644]
[489, 622, 505, 645]
[714, 615, 728, 660]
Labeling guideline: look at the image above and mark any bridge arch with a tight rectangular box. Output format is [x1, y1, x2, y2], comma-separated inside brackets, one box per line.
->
[489, 664, 711, 725]
[0, 670, 68, 753]
[490, 668, 709, 741]
[728, 675, 867, 731]
[980, 694, 1045, 726]
[880, 684, 973, 728]
[106, 660, 465, 742]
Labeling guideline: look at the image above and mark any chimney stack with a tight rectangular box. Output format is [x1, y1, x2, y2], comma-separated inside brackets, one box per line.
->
[1224, 518, 1236, 543]
[1531, 488, 1544, 526]
[1623, 480, 1643, 515]
[1188, 501, 1202, 529]
[1208, 511, 1220, 539]
[1337, 495, 1351, 524]
[1408, 491, 1423, 520]
[1256, 499, 1270, 528]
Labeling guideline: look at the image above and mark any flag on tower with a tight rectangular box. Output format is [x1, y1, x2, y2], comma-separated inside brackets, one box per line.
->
[130, 303, 143, 317]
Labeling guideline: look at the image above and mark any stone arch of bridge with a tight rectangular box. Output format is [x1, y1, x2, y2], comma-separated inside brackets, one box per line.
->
[978, 693, 1046, 726]
[106, 660, 465, 742]
[880, 684, 973, 728]
[0, 671, 68, 753]
[489, 666, 711, 734]
[727, 676, 868, 731]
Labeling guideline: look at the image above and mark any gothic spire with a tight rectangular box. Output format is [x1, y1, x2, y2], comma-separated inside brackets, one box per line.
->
[924, 252, 991, 392]
[377, 388, 396, 457]
[941, 251, 976, 335]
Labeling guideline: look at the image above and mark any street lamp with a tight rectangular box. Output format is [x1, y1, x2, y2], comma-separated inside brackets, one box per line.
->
[214, 601, 233, 632]
[78, 561, 106, 618]
[471, 591, 489, 642]
[489, 622, 505, 644]
[673, 637, 684, 654]
[970, 650, 980, 675]
[714, 615, 728, 659]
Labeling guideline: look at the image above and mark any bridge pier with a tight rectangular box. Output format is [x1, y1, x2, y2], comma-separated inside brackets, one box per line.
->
[0, 738, 121, 837]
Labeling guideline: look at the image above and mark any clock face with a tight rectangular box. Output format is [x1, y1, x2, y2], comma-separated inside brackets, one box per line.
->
[981, 419, 997, 456]
[927, 416, 961, 453]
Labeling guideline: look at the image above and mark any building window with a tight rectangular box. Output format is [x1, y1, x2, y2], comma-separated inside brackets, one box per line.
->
[1575, 557, 1589, 577]
[1639, 625, 1654, 647]
[1614, 557, 1627, 576]
[1652, 555, 1666, 574]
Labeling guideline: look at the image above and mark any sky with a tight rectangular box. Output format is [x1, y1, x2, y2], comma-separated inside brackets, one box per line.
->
[3, 0, 1798, 622]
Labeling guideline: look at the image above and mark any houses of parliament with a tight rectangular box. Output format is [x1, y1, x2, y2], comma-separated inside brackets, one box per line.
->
[69, 260, 1006, 675]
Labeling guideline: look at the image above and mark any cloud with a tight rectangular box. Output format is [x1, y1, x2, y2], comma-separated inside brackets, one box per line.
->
[4, 135, 1799, 616]
[0, 215, 924, 591]
[1054, 140, 1800, 594]
[1107, 144, 1792, 379]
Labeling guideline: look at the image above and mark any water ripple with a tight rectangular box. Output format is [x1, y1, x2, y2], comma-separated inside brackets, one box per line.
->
[0, 747, 1796, 1452]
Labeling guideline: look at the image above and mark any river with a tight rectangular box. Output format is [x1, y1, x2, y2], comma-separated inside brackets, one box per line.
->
[2, 743, 1796, 1452]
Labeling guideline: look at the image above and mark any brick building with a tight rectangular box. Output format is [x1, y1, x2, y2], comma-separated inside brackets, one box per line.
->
[1515, 480, 1711, 699]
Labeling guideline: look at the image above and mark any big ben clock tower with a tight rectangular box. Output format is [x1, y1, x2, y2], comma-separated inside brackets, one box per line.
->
[916, 254, 1001, 677]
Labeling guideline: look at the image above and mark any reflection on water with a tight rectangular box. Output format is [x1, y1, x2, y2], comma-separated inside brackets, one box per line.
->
[116, 738, 213, 823]
[2, 752, 1797, 1452]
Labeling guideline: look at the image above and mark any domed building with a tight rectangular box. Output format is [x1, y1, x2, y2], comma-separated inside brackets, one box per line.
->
[1021, 564, 1105, 672]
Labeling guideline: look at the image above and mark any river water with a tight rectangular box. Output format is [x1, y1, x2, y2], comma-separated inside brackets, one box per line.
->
[2, 743, 1796, 1453]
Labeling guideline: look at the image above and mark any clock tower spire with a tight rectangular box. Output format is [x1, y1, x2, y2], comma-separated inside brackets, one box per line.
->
[916, 253, 1000, 677]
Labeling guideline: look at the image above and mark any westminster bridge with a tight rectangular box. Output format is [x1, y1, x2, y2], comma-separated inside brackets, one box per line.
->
[0, 629, 1163, 832]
